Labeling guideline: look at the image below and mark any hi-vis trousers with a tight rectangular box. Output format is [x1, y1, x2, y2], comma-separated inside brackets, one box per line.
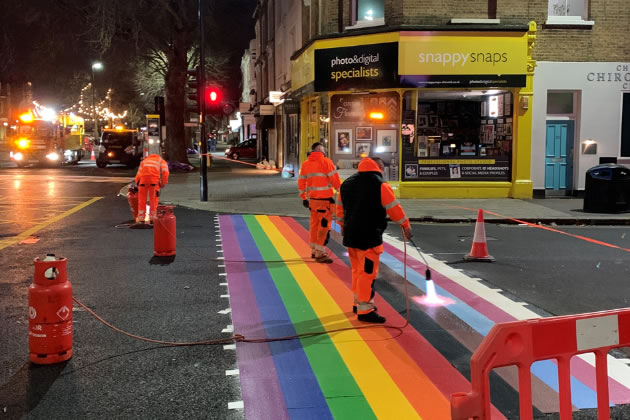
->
[137, 176, 160, 222]
[348, 245, 383, 315]
[309, 198, 333, 257]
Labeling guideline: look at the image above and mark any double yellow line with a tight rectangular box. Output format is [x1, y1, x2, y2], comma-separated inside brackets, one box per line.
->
[0, 197, 103, 251]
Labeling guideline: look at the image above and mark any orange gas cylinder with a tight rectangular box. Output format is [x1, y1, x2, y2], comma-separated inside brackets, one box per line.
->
[154, 205, 176, 256]
[127, 188, 139, 220]
[28, 254, 73, 364]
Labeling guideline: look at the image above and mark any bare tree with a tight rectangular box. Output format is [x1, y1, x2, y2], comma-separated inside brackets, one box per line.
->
[83, 0, 228, 163]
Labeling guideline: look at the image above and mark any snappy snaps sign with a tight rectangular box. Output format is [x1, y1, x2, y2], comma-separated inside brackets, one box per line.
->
[398, 32, 528, 88]
[399, 32, 528, 75]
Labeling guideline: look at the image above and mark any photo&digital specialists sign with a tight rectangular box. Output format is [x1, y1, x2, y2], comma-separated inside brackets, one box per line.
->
[314, 42, 398, 92]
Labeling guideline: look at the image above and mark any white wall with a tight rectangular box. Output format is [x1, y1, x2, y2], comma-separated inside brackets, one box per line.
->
[532, 62, 630, 190]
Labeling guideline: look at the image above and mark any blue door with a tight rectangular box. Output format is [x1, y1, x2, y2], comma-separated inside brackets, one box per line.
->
[545, 121, 574, 193]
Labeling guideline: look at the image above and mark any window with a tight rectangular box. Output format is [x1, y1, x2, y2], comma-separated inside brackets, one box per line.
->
[350, 0, 384, 28]
[547, 92, 574, 115]
[547, 0, 593, 25]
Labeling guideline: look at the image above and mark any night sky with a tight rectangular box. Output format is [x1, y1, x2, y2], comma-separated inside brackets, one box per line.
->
[0, 0, 257, 115]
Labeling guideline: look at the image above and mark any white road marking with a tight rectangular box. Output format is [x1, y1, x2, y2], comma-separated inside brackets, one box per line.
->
[383, 234, 630, 387]
[223, 344, 236, 350]
[219, 273, 227, 276]
[225, 369, 239, 376]
[228, 401, 244, 410]
[222, 325, 233, 333]
[220, 294, 230, 298]
[218, 308, 231, 314]
[220, 282, 228, 286]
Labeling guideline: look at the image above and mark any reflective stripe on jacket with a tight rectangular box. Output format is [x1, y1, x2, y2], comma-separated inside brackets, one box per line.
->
[135, 154, 169, 185]
[297, 151, 341, 200]
[336, 158, 409, 249]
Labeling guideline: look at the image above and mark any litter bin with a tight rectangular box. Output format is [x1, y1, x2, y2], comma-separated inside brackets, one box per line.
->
[583, 164, 630, 213]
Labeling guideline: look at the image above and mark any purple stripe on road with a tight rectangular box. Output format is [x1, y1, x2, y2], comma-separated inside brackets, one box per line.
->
[219, 215, 289, 419]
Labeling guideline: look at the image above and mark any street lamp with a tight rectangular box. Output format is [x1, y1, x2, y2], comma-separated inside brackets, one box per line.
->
[91, 62, 103, 139]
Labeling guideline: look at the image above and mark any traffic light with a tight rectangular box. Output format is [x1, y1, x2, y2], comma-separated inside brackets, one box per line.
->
[205, 86, 223, 115]
[187, 67, 201, 114]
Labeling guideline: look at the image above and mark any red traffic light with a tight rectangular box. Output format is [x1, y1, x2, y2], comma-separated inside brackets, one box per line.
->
[206, 87, 222, 104]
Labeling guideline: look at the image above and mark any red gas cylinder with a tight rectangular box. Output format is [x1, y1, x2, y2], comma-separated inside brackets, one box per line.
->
[127, 188, 139, 220]
[28, 254, 73, 364]
[154, 205, 176, 256]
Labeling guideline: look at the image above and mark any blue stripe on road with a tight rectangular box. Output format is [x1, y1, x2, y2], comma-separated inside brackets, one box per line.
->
[233, 215, 333, 419]
[380, 251, 600, 409]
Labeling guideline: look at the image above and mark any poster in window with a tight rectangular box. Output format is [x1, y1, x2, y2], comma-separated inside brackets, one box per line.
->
[449, 164, 461, 179]
[355, 142, 371, 157]
[355, 126, 373, 141]
[376, 129, 396, 153]
[418, 114, 429, 127]
[504, 93, 512, 116]
[429, 115, 440, 127]
[497, 94, 504, 117]
[335, 129, 352, 154]
[405, 164, 418, 178]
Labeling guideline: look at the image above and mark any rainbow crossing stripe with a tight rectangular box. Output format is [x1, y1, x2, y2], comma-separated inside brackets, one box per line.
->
[219, 215, 630, 419]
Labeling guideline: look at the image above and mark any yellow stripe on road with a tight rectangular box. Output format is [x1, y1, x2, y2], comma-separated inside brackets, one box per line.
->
[0, 197, 103, 251]
[255, 215, 420, 419]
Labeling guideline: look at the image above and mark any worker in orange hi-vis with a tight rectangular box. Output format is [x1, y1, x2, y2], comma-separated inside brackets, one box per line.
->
[297, 142, 341, 263]
[335, 157, 413, 323]
[134, 154, 170, 224]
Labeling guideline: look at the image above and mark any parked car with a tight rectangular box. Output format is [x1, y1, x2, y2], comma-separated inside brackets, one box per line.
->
[225, 138, 257, 160]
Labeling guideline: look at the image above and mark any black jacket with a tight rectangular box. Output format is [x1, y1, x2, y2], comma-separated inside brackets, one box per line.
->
[340, 171, 387, 250]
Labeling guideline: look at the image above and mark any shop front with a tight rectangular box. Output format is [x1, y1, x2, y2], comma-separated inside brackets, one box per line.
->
[291, 23, 537, 198]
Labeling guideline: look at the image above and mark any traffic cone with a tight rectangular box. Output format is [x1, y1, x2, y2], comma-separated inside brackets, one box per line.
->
[464, 209, 495, 262]
[90, 150, 95, 161]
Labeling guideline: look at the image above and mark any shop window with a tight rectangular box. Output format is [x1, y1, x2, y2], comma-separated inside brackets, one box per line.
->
[350, 0, 385, 28]
[547, 92, 574, 115]
[546, 0, 594, 26]
[407, 90, 513, 182]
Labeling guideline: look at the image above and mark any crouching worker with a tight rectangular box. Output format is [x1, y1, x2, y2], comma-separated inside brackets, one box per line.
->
[297, 142, 341, 263]
[336, 157, 413, 323]
[134, 154, 169, 224]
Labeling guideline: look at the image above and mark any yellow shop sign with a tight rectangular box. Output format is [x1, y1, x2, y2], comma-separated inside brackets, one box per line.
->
[399, 32, 528, 76]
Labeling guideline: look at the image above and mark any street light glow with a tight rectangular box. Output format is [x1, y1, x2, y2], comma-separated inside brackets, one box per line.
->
[92, 62, 104, 70]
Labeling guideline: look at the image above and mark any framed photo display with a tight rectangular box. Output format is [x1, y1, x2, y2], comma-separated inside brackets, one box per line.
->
[355, 143, 371, 157]
[355, 126, 373, 141]
[335, 129, 352, 154]
[376, 129, 396, 153]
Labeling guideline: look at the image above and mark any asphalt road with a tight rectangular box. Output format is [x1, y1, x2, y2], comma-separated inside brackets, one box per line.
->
[400, 223, 630, 317]
[2, 160, 630, 419]
[0, 164, 242, 420]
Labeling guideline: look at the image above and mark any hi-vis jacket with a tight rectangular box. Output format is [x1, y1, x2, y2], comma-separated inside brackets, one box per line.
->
[336, 158, 409, 249]
[297, 151, 341, 200]
[135, 154, 170, 186]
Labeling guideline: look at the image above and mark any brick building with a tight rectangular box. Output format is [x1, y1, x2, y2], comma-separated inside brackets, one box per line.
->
[250, 0, 629, 198]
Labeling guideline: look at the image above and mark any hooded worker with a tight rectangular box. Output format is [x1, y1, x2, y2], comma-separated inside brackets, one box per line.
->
[297, 142, 341, 263]
[134, 154, 169, 223]
[336, 157, 412, 323]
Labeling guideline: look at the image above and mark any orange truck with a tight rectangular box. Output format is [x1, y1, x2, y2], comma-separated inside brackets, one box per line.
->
[9, 111, 85, 167]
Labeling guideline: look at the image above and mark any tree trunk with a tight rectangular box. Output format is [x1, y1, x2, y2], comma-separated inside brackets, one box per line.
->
[164, 31, 190, 164]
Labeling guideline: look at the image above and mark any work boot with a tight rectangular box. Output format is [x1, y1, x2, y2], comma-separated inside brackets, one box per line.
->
[353, 305, 377, 314]
[358, 311, 386, 324]
[315, 254, 333, 264]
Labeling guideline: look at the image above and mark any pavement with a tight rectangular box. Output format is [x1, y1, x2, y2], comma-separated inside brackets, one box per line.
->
[155, 146, 630, 226]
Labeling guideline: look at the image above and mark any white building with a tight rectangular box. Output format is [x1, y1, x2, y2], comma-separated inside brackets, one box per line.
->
[532, 62, 630, 196]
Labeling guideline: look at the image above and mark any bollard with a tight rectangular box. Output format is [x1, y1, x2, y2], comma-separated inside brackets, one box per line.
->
[28, 254, 73, 364]
[154, 205, 176, 256]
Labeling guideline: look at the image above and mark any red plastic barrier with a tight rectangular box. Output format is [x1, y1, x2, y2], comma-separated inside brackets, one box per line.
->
[451, 308, 630, 420]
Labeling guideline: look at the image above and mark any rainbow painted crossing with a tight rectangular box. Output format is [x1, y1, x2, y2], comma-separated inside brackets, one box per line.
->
[219, 215, 630, 419]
